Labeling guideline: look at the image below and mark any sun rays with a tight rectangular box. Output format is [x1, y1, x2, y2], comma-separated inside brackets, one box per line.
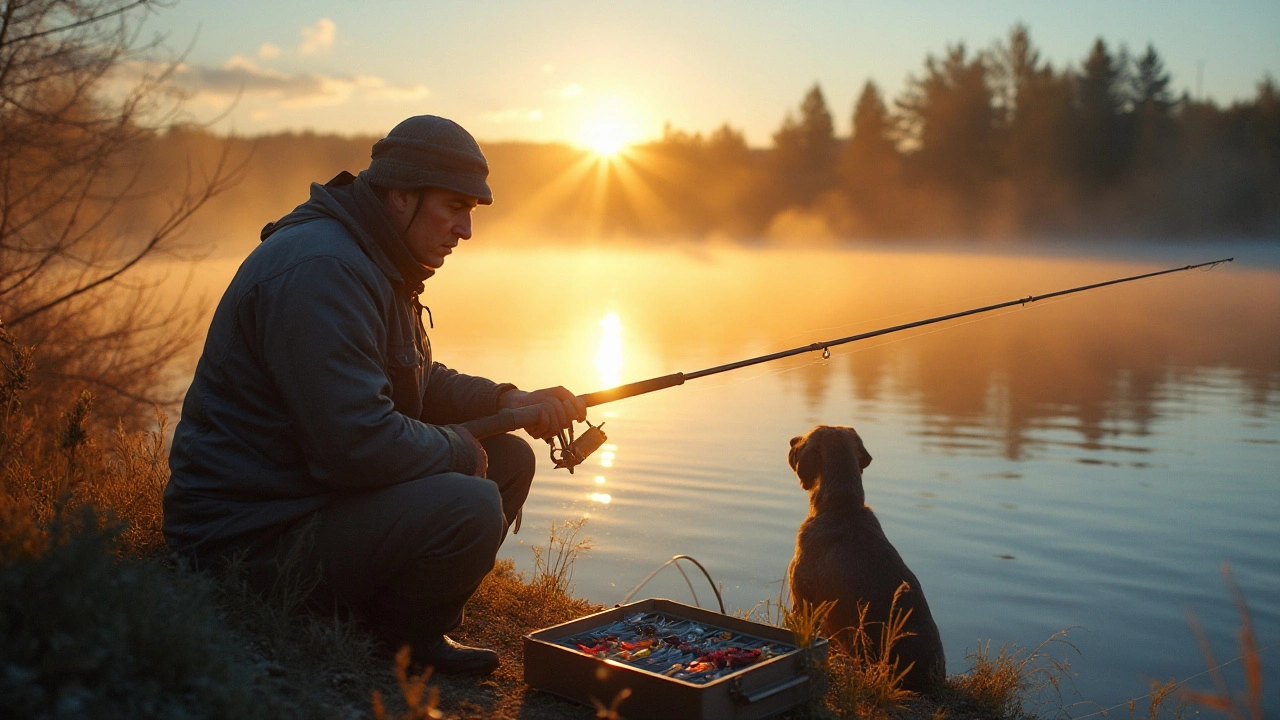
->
[578, 95, 642, 159]
[499, 133, 678, 237]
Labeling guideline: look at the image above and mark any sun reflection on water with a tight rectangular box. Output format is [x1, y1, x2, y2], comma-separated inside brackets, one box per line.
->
[595, 312, 623, 388]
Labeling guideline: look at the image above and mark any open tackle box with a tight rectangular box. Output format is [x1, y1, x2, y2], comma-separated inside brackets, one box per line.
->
[523, 598, 828, 720]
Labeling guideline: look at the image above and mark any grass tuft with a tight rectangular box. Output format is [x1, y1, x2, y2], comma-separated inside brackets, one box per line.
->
[530, 515, 594, 595]
[372, 645, 443, 720]
[590, 688, 633, 719]
[812, 583, 918, 718]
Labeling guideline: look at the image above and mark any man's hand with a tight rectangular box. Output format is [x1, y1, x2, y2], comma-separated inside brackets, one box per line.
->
[498, 387, 587, 440]
[457, 425, 489, 477]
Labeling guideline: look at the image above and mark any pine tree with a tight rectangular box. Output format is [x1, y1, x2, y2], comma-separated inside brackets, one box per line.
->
[771, 84, 838, 206]
[839, 81, 900, 233]
[1073, 38, 1133, 188]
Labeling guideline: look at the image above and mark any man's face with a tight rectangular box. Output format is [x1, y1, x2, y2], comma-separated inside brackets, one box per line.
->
[395, 188, 480, 270]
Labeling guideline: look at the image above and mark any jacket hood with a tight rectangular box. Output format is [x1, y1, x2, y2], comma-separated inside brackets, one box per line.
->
[260, 171, 433, 288]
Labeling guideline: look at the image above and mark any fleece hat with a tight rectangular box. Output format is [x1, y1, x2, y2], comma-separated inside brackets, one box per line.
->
[365, 115, 493, 204]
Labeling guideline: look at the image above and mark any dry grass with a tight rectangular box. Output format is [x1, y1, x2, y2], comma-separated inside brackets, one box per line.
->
[821, 585, 919, 716]
[530, 515, 594, 595]
[373, 646, 443, 720]
[1179, 564, 1265, 720]
[766, 582, 1081, 720]
[942, 630, 1078, 719]
[2, 324, 169, 556]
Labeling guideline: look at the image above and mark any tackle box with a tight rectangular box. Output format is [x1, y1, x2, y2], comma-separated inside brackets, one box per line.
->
[523, 598, 828, 720]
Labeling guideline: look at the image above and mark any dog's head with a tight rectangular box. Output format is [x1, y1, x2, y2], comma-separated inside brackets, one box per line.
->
[788, 425, 873, 507]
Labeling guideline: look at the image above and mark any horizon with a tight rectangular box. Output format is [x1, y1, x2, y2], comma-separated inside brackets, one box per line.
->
[149, 0, 1279, 149]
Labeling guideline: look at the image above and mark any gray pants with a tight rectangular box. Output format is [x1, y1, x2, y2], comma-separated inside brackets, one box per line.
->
[249, 433, 536, 652]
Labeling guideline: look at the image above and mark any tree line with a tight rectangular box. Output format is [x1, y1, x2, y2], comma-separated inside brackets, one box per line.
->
[631, 24, 1280, 240]
[144, 25, 1279, 248]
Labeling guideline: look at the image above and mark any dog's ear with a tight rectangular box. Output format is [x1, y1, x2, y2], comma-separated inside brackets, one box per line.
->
[789, 434, 822, 491]
[849, 430, 873, 471]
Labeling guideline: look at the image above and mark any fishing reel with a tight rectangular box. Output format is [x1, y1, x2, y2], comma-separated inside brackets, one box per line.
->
[547, 419, 608, 474]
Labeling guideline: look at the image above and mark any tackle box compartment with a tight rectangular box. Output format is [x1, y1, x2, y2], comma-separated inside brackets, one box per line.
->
[523, 598, 827, 720]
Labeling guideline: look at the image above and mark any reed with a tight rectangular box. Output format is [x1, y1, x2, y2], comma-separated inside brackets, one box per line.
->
[1177, 564, 1264, 720]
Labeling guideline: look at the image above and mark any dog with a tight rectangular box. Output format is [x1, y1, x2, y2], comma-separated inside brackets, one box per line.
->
[786, 424, 946, 693]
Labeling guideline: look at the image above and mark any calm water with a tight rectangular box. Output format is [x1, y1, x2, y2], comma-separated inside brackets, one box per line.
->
[184, 241, 1279, 715]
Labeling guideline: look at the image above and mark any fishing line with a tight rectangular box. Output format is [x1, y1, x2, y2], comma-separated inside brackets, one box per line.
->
[770, 256, 1206, 346]
[686, 301, 1043, 394]
[667, 262, 1197, 398]
[775, 287, 1030, 345]
[1065, 640, 1277, 720]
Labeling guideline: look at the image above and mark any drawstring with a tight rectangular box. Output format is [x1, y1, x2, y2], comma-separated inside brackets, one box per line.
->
[412, 289, 433, 328]
[404, 189, 426, 235]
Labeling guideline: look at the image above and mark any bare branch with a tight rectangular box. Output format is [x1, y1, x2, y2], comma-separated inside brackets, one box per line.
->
[0, 0, 243, 421]
[2, 1, 154, 47]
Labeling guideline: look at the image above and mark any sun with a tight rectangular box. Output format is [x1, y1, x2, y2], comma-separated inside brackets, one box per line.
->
[585, 119, 629, 157]
[579, 95, 641, 157]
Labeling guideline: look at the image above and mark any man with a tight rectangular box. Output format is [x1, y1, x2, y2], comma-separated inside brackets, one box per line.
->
[163, 115, 584, 675]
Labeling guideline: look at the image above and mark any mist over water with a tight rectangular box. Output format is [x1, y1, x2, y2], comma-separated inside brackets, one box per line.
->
[178, 241, 1278, 712]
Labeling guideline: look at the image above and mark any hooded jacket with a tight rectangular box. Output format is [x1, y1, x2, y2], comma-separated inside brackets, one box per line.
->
[163, 172, 513, 561]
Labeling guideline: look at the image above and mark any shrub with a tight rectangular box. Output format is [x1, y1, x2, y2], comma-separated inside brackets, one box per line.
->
[0, 507, 269, 720]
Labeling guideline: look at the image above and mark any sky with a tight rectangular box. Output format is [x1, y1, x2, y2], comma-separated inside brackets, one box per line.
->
[144, 0, 1280, 149]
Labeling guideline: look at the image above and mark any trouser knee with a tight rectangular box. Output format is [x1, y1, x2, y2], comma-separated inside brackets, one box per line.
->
[479, 433, 536, 527]
[419, 473, 505, 561]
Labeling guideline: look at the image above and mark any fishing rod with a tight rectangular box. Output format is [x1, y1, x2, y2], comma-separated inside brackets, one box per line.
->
[462, 257, 1233, 471]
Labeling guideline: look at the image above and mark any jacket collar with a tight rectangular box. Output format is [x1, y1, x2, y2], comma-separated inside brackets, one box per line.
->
[260, 171, 434, 290]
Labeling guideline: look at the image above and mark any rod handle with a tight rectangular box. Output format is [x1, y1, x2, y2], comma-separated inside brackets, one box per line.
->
[580, 373, 686, 407]
[460, 405, 543, 439]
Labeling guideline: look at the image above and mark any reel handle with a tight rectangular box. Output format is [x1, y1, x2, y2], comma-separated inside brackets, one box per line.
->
[551, 420, 607, 474]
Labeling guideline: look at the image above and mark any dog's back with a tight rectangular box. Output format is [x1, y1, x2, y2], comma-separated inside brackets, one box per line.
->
[787, 425, 946, 693]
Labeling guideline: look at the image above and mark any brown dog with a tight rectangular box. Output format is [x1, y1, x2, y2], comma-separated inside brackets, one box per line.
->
[787, 425, 946, 693]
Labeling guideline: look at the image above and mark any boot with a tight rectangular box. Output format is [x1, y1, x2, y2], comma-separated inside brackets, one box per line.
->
[414, 635, 499, 676]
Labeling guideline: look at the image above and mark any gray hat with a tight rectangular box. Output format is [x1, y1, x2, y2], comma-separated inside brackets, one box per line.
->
[365, 115, 493, 204]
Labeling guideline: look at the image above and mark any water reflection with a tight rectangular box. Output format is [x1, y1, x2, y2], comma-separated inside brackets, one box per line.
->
[412, 248, 1277, 458]
[595, 312, 624, 387]
[598, 444, 617, 468]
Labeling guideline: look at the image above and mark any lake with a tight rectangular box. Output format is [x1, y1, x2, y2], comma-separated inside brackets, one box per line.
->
[183, 240, 1279, 715]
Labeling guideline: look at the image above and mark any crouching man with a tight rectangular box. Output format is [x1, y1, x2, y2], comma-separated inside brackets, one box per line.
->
[163, 115, 584, 676]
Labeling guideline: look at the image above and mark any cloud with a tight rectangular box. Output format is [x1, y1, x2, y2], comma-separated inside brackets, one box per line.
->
[481, 108, 544, 124]
[298, 18, 336, 56]
[257, 42, 281, 59]
[171, 56, 427, 108]
[556, 83, 583, 99]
